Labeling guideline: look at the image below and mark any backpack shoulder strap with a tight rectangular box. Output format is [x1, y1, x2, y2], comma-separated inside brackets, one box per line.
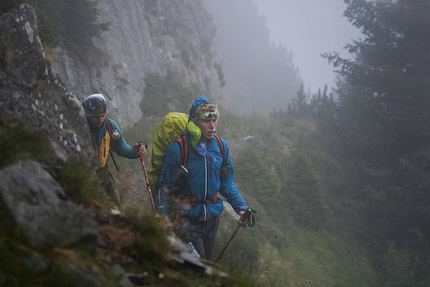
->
[214, 134, 224, 159]
[104, 117, 114, 136]
[175, 134, 224, 169]
[103, 117, 120, 171]
[176, 135, 189, 169]
[215, 134, 230, 182]
[175, 134, 227, 182]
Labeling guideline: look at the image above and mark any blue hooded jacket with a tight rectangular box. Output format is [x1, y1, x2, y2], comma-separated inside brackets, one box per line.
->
[157, 96, 248, 221]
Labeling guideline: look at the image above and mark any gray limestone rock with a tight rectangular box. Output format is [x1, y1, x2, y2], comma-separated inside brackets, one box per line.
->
[0, 160, 99, 251]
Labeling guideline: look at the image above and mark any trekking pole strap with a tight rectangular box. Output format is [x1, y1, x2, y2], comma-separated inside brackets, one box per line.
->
[243, 207, 257, 227]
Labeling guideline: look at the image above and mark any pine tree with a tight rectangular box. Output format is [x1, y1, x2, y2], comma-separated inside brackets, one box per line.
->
[324, 0, 430, 284]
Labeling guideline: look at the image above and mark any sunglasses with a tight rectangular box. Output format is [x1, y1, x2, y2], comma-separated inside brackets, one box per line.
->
[197, 110, 220, 119]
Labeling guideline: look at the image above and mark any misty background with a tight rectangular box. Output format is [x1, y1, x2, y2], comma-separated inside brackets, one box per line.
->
[2, 0, 430, 285]
[203, 0, 362, 113]
[254, 0, 362, 93]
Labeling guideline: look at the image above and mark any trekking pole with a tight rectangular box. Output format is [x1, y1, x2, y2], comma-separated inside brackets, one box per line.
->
[215, 207, 256, 263]
[137, 141, 156, 213]
[109, 150, 120, 171]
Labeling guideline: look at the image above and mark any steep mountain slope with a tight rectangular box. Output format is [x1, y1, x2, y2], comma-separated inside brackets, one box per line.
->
[51, 0, 222, 129]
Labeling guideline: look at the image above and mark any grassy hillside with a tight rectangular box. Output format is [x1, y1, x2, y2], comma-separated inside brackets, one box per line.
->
[117, 89, 377, 286]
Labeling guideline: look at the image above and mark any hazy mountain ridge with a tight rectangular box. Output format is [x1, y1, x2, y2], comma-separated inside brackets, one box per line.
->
[203, 0, 303, 114]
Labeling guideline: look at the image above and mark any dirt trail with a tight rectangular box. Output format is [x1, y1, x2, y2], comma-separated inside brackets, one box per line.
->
[115, 171, 151, 212]
[90, 169, 157, 272]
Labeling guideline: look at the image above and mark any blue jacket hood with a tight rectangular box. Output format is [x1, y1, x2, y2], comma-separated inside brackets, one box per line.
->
[188, 96, 211, 122]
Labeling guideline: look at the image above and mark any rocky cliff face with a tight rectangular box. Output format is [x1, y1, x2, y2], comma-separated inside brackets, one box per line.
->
[51, 0, 220, 129]
[0, 4, 94, 165]
[0, 3, 226, 286]
[0, 0, 221, 163]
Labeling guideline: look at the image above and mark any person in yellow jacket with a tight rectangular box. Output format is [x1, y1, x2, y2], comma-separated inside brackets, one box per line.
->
[82, 94, 147, 199]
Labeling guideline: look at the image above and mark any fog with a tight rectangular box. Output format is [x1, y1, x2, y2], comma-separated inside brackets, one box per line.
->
[253, 0, 362, 93]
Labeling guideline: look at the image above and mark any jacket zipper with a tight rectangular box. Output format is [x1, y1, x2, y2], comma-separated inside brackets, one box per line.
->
[203, 155, 208, 221]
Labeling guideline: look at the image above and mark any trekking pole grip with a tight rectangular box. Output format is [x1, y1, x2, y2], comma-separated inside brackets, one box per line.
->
[137, 141, 148, 160]
[243, 207, 256, 227]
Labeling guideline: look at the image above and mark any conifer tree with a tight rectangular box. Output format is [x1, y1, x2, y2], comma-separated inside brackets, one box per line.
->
[325, 0, 430, 283]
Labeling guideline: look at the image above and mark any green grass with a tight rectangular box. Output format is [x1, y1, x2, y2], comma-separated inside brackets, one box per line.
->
[278, 228, 376, 287]
[106, 91, 379, 286]
[190, 112, 377, 286]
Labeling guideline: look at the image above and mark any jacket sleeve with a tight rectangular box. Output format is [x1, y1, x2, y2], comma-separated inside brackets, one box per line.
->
[218, 140, 248, 214]
[108, 119, 139, 159]
[156, 142, 181, 216]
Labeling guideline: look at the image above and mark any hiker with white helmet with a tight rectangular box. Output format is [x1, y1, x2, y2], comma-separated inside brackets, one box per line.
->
[82, 93, 147, 200]
[156, 96, 250, 261]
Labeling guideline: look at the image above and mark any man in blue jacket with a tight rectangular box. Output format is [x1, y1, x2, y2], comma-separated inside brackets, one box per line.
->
[82, 93, 147, 200]
[157, 96, 249, 260]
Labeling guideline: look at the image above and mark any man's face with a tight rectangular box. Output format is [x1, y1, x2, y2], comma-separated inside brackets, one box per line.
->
[87, 113, 106, 128]
[195, 118, 218, 141]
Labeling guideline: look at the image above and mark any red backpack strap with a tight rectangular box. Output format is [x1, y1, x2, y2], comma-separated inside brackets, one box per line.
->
[175, 135, 189, 169]
[214, 134, 224, 159]
[104, 117, 114, 136]
[175, 134, 223, 169]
